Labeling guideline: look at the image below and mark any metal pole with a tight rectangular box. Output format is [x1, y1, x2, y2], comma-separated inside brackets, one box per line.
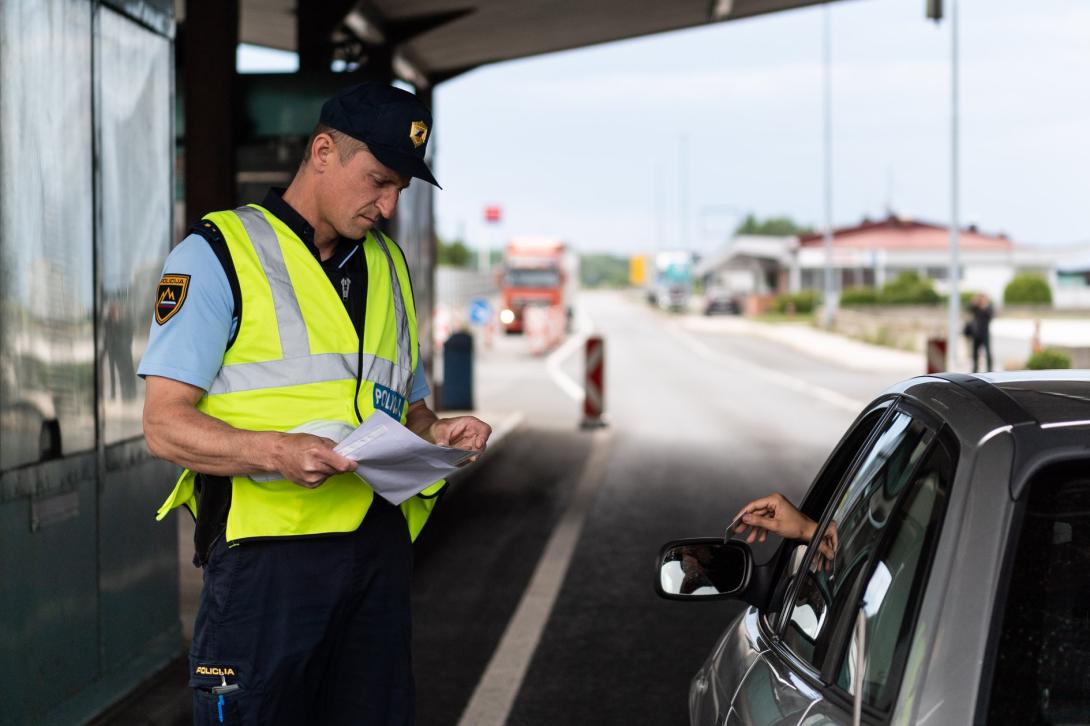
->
[946, 0, 961, 370]
[680, 134, 690, 249]
[822, 3, 836, 328]
[655, 160, 665, 251]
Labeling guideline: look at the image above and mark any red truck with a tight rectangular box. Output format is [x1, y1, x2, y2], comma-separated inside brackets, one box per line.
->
[498, 236, 578, 334]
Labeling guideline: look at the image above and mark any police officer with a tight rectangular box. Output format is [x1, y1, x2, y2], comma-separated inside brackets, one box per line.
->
[139, 83, 491, 724]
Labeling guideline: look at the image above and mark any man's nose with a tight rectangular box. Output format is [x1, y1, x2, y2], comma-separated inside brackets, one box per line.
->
[376, 187, 400, 219]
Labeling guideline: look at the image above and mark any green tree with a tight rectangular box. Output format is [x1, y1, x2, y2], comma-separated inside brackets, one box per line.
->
[580, 254, 630, 288]
[1004, 273, 1052, 306]
[438, 238, 472, 267]
[735, 213, 815, 237]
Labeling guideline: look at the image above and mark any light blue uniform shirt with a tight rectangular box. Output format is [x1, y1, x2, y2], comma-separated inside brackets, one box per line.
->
[138, 234, 431, 402]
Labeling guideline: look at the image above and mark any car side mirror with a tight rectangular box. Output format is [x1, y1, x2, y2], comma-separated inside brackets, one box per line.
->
[655, 538, 753, 600]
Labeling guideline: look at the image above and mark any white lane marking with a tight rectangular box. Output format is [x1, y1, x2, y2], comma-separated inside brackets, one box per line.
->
[663, 324, 864, 413]
[574, 305, 595, 336]
[544, 308, 594, 402]
[456, 429, 613, 726]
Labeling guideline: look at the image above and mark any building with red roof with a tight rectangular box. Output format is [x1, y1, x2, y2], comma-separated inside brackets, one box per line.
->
[696, 213, 1090, 309]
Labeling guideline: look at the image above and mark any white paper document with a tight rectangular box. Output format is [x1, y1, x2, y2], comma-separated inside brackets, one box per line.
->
[332, 413, 475, 504]
[248, 415, 474, 504]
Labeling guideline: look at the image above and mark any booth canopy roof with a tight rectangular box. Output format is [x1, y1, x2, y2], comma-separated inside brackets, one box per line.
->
[201, 0, 845, 82]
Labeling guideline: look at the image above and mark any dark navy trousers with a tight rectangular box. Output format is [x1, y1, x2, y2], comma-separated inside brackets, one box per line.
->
[189, 496, 414, 725]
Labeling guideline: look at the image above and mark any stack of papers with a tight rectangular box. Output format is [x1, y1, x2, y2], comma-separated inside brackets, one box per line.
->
[250, 414, 476, 504]
[333, 414, 475, 504]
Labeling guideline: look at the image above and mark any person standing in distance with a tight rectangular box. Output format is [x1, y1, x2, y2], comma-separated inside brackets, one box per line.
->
[969, 292, 994, 373]
[139, 83, 491, 725]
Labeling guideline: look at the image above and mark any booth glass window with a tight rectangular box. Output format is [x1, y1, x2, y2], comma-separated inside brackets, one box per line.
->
[0, 0, 96, 470]
[98, 7, 173, 443]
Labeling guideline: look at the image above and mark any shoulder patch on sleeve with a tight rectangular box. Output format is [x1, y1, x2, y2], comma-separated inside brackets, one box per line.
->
[155, 273, 191, 324]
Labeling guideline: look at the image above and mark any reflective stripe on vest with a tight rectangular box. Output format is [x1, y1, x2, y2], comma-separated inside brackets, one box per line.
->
[235, 206, 311, 358]
[209, 206, 414, 396]
[155, 204, 444, 543]
[207, 352, 410, 396]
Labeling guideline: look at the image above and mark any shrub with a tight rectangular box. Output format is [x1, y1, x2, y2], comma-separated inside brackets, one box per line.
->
[938, 291, 983, 309]
[1025, 348, 1072, 370]
[841, 287, 878, 306]
[879, 271, 941, 305]
[774, 290, 820, 315]
[1004, 273, 1052, 306]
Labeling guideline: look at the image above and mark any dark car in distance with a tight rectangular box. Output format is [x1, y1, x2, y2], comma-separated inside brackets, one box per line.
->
[657, 371, 1090, 725]
[703, 289, 742, 316]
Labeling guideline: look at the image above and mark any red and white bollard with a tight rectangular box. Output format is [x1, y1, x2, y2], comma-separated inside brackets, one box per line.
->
[581, 335, 607, 429]
[926, 336, 946, 374]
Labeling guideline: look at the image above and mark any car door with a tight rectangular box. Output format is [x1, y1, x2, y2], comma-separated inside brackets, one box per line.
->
[730, 404, 955, 726]
[714, 400, 896, 726]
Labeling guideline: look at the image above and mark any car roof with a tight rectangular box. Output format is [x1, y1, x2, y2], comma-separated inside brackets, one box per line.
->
[889, 370, 1090, 428]
[980, 371, 1090, 426]
[889, 370, 1090, 499]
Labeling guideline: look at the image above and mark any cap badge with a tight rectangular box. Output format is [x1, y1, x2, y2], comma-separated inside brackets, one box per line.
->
[409, 120, 429, 149]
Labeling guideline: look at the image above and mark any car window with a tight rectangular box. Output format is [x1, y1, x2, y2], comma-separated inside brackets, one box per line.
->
[781, 410, 933, 670]
[836, 439, 953, 710]
[762, 404, 892, 627]
[985, 460, 1090, 724]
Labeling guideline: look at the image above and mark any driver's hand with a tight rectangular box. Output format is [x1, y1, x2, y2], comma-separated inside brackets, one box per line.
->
[730, 492, 817, 544]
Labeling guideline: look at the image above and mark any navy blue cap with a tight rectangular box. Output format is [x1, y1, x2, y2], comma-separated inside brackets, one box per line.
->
[319, 82, 439, 188]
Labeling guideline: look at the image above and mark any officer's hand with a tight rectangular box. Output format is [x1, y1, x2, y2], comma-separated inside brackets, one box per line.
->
[429, 416, 492, 464]
[270, 433, 358, 488]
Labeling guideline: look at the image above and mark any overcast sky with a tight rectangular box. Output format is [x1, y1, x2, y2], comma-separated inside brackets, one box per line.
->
[427, 0, 1089, 256]
[240, 0, 1090, 257]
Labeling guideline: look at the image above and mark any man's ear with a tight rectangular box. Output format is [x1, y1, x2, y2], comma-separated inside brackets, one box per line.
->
[309, 133, 337, 172]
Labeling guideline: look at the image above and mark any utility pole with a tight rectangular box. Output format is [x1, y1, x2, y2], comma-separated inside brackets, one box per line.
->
[680, 134, 690, 250]
[926, 0, 961, 370]
[944, 0, 961, 371]
[655, 160, 665, 252]
[822, 3, 836, 328]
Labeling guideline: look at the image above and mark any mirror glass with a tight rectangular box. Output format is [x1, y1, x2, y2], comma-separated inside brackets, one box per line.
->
[658, 540, 747, 597]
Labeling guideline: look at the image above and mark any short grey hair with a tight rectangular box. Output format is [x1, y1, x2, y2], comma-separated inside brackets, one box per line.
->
[302, 122, 368, 165]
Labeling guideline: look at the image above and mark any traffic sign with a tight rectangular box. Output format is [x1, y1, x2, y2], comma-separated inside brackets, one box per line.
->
[484, 205, 502, 223]
[468, 297, 493, 326]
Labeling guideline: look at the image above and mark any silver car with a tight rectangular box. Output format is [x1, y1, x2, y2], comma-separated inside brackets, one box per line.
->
[656, 371, 1090, 725]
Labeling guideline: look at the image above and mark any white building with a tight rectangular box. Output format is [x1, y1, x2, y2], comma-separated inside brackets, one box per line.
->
[696, 215, 1090, 309]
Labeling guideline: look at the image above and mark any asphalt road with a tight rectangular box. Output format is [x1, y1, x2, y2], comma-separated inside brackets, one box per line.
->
[413, 291, 916, 726]
[101, 290, 917, 725]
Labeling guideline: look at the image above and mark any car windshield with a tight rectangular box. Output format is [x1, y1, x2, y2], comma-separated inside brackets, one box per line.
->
[505, 269, 560, 288]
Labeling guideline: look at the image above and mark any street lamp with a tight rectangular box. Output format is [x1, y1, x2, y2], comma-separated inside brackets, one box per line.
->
[822, 3, 836, 328]
[928, 0, 961, 371]
[947, 0, 961, 371]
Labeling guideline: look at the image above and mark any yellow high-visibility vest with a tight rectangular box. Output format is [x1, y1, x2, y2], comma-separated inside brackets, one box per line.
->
[156, 204, 444, 542]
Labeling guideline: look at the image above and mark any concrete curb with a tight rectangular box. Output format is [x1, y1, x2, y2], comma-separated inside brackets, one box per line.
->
[681, 315, 922, 374]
